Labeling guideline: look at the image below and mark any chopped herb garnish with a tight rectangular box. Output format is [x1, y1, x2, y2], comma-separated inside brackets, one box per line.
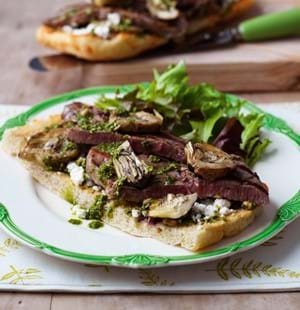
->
[97, 161, 115, 182]
[113, 18, 132, 32]
[77, 114, 118, 133]
[86, 194, 107, 220]
[96, 142, 122, 154]
[148, 155, 161, 163]
[165, 175, 175, 185]
[61, 140, 77, 154]
[76, 157, 86, 169]
[114, 177, 126, 197]
[156, 162, 178, 175]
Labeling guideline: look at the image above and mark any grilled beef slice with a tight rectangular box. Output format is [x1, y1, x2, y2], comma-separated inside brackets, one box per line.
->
[62, 102, 109, 123]
[68, 128, 186, 162]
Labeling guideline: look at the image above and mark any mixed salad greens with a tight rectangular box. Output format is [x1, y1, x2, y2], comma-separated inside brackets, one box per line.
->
[96, 62, 270, 167]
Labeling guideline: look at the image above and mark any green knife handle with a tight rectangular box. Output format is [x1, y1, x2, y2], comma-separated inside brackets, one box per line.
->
[239, 8, 300, 41]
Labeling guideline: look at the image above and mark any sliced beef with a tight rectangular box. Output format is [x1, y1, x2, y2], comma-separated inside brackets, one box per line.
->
[62, 102, 109, 123]
[86, 146, 115, 188]
[113, 174, 268, 206]
[232, 165, 269, 194]
[196, 178, 269, 206]
[108, 165, 196, 201]
[67, 129, 186, 162]
[129, 135, 186, 162]
[68, 128, 124, 145]
[159, 131, 186, 145]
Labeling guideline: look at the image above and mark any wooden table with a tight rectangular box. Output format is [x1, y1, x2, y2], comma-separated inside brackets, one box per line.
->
[0, 1, 300, 309]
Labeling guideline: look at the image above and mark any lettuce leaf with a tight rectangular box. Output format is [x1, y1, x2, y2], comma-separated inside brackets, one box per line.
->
[135, 61, 188, 118]
[239, 114, 271, 166]
[95, 62, 271, 166]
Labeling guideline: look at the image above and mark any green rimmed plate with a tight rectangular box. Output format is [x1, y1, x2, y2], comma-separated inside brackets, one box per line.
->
[0, 86, 300, 268]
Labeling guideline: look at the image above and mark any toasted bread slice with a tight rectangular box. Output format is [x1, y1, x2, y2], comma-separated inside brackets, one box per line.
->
[1, 115, 261, 251]
[36, 0, 253, 61]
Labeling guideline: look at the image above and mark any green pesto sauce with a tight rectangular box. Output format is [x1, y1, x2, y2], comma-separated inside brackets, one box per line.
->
[97, 161, 115, 182]
[86, 194, 107, 220]
[105, 203, 115, 219]
[156, 162, 178, 175]
[165, 175, 175, 185]
[68, 218, 82, 225]
[77, 114, 118, 133]
[148, 155, 161, 163]
[88, 220, 104, 229]
[61, 140, 77, 155]
[76, 157, 86, 169]
[114, 177, 126, 197]
[62, 183, 76, 205]
[97, 142, 122, 154]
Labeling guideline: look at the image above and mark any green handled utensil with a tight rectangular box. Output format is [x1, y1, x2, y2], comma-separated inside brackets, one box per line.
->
[240, 8, 300, 41]
[187, 8, 300, 49]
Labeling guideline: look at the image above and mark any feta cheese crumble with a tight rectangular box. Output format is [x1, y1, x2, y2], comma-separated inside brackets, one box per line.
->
[71, 204, 87, 219]
[94, 23, 110, 39]
[67, 162, 85, 186]
[62, 13, 121, 39]
[107, 13, 121, 26]
[191, 198, 233, 222]
[131, 209, 141, 218]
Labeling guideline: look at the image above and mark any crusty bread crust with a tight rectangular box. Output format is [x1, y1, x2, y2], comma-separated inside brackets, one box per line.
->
[36, 25, 166, 61]
[36, 0, 253, 61]
[1, 115, 261, 252]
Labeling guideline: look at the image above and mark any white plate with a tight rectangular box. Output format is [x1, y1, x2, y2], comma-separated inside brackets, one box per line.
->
[0, 86, 299, 268]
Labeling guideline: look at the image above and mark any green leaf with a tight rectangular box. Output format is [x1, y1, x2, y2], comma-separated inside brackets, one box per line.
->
[246, 138, 271, 167]
[135, 62, 188, 118]
[187, 109, 223, 143]
[95, 95, 126, 112]
[240, 113, 271, 166]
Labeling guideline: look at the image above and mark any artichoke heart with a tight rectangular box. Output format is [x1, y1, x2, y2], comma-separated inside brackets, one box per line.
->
[148, 193, 197, 219]
[146, 0, 179, 20]
[113, 141, 148, 184]
[110, 111, 163, 133]
[19, 128, 79, 169]
[185, 142, 236, 181]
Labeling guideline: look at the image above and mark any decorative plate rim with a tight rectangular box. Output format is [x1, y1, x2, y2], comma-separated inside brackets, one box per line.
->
[0, 85, 300, 268]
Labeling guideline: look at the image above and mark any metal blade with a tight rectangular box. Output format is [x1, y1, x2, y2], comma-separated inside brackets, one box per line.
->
[29, 54, 85, 72]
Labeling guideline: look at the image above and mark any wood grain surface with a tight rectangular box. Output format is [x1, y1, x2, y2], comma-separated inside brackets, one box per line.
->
[0, 1, 300, 309]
